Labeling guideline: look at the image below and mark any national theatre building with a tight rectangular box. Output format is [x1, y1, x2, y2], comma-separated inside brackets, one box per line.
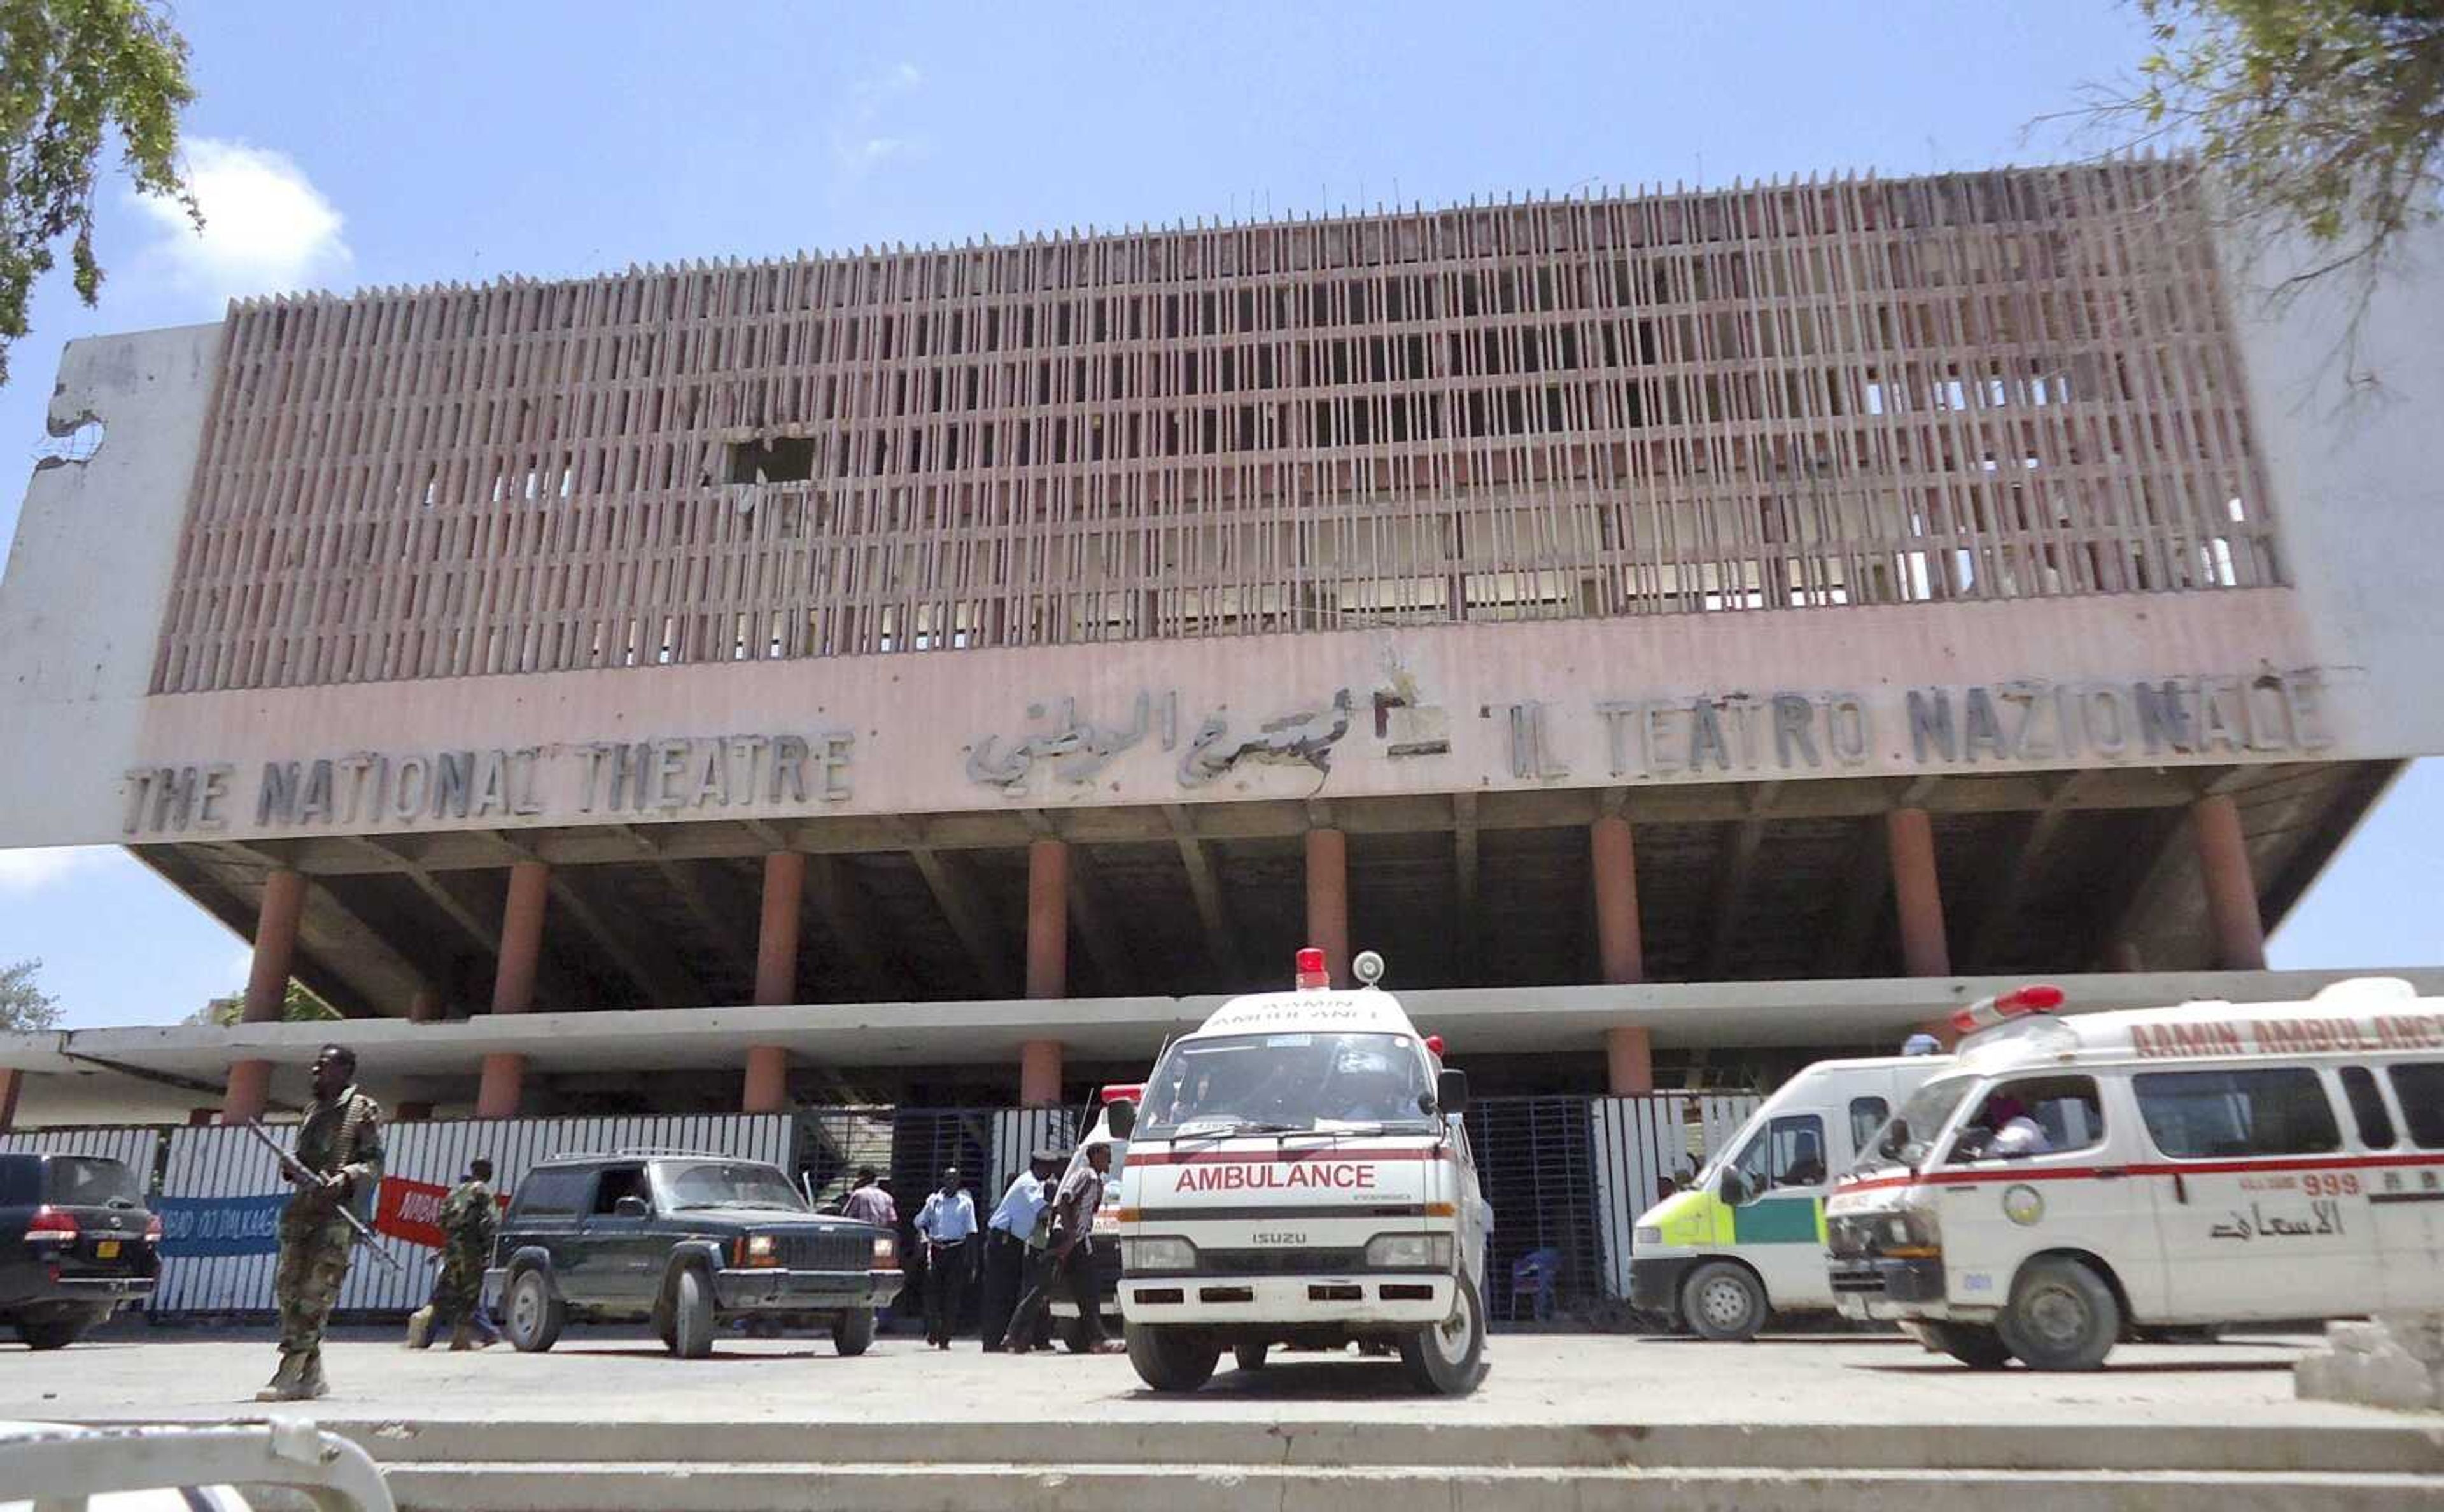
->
[3, 157, 2439, 1126]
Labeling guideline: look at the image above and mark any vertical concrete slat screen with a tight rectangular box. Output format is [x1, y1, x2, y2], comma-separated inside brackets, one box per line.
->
[148, 160, 2276, 697]
[988, 1107, 1080, 1200]
[0, 1126, 168, 1185]
[149, 1114, 795, 1316]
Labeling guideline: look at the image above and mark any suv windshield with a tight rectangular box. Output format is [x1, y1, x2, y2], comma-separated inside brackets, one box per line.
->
[1139, 1032, 1435, 1135]
[1850, 1075, 1977, 1175]
[657, 1161, 808, 1212]
[45, 1157, 142, 1208]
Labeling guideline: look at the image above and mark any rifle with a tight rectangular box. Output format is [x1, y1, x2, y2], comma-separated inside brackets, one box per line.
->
[242, 1118, 407, 1275]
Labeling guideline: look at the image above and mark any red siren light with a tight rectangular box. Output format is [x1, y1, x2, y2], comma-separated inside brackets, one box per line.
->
[1100, 1083, 1144, 1105]
[1423, 1035, 1446, 1059]
[1951, 982, 2068, 1035]
[1294, 946, 1330, 990]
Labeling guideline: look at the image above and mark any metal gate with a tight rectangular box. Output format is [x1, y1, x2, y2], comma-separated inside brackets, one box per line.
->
[1466, 1093, 1757, 1324]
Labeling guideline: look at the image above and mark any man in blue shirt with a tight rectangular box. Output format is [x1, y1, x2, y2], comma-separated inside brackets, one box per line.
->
[913, 1167, 978, 1349]
[981, 1149, 1059, 1352]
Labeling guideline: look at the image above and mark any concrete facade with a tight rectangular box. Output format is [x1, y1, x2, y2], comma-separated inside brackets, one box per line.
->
[2, 160, 2439, 1121]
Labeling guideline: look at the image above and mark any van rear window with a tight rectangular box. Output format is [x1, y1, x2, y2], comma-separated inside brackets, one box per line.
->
[2391, 1063, 2444, 1149]
[2133, 1068, 2341, 1158]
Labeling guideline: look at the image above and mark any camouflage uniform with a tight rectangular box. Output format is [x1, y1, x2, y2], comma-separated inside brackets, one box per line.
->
[431, 1177, 498, 1343]
[264, 1085, 383, 1399]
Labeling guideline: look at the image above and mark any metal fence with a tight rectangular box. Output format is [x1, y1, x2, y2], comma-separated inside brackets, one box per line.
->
[17, 1091, 1755, 1322]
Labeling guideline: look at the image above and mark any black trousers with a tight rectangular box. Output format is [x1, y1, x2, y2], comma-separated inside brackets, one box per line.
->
[980, 1231, 1025, 1349]
[1007, 1242, 1104, 1348]
[924, 1238, 973, 1343]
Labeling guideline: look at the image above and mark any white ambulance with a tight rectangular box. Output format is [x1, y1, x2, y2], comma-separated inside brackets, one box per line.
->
[1113, 948, 1492, 1394]
[1629, 1054, 1946, 1339]
[1827, 977, 2444, 1370]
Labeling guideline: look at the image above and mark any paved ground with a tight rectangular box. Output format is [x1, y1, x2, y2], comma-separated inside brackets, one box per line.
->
[0, 1323, 2404, 1430]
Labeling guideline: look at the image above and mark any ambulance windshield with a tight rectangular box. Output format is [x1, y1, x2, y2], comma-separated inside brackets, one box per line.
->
[1849, 1075, 1977, 1176]
[1139, 1032, 1436, 1135]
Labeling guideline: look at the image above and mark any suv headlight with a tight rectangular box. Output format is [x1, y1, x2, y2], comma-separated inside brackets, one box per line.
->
[738, 1234, 780, 1268]
[1124, 1236, 1197, 1272]
[1634, 1225, 1663, 1249]
[872, 1235, 898, 1267]
[1365, 1233, 1453, 1270]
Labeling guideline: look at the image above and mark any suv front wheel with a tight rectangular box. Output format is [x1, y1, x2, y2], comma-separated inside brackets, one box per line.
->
[670, 1267, 717, 1358]
[505, 1268, 565, 1354]
[831, 1306, 876, 1356]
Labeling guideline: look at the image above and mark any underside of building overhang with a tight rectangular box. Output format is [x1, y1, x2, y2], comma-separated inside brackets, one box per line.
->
[133, 760, 2401, 1021]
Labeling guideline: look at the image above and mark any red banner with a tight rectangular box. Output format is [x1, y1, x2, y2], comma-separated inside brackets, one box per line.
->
[374, 1179, 506, 1249]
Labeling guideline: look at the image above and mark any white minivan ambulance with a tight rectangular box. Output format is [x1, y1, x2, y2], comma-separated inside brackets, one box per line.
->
[1113, 947, 1493, 1394]
[1827, 977, 2444, 1370]
[1629, 1054, 1946, 1340]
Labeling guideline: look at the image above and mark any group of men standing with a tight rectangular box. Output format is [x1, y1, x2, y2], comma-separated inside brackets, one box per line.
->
[911, 1141, 1118, 1353]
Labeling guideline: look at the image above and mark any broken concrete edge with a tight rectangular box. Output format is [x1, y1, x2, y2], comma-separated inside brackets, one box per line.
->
[2296, 1315, 2444, 1413]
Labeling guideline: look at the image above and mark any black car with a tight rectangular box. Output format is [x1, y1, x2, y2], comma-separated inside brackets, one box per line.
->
[488, 1151, 902, 1358]
[1, 1152, 160, 1350]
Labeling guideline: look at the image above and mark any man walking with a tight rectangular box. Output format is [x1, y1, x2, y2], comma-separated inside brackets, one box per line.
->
[259, 1044, 384, 1402]
[913, 1166, 978, 1350]
[981, 1149, 1058, 1351]
[1007, 1140, 1118, 1354]
[841, 1166, 896, 1228]
[425, 1158, 502, 1350]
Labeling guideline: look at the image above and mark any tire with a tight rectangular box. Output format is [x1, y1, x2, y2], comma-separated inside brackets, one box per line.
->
[504, 1268, 565, 1354]
[1399, 1273, 1488, 1396]
[1919, 1319, 2015, 1370]
[1997, 1256, 2119, 1372]
[832, 1307, 877, 1357]
[1126, 1323, 1219, 1393]
[1233, 1342, 1269, 1372]
[2135, 1324, 2223, 1345]
[1680, 1261, 1768, 1342]
[14, 1311, 95, 1351]
[671, 1267, 716, 1359]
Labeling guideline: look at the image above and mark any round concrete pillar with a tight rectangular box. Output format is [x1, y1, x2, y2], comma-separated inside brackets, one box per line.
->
[1304, 828, 1350, 988]
[2191, 794, 2267, 971]
[491, 861, 551, 1016]
[407, 990, 444, 1024]
[1606, 1027, 1655, 1095]
[1020, 1039, 1063, 1108]
[743, 1046, 792, 1114]
[475, 1053, 527, 1120]
[1025, 838, 1069, 1000]
[223, 868, 309, 1123]
[1887, 808, 1951, 977]
[221, 1059, 274, 1124]
[0, 1067, 24, 1131]
[1591, 816, 1645, 985]
[755, 851, 806, 1006]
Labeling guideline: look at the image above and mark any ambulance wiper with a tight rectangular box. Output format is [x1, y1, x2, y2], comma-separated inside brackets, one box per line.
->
[1171, 1118, 1303, 1148]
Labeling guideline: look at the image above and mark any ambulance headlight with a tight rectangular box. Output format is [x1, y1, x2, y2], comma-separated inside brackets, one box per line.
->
[1634, 1226, 1664, 1249]
[1125, 1236, 1197, 1272]
[1365, 1233, 1453, 1270]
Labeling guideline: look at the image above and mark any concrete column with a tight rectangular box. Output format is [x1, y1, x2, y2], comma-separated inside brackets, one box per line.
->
[1606, 1026, 1655, 1096]
[223, 867, 307, 1124]
[745, 851, 806, 1114]
[477, 860, 552, 1119]
[2192, 794, 2268, 970]
[743, 1046, 792, 1114]
[0, 1068, 22, 1131]
[1591, 815, 1645, 985]
[1304, 827, 1350, 988]
[1019, 1039, 1062, 1107]
[407, 990, 444, 1024]
[393, 1100, 434, 1123]
[1025, 838, 1069, 1000]
[1887, 808, 1951, 978]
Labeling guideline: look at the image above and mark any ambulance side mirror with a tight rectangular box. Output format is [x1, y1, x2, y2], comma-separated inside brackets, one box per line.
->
[1435, 1069, 1470, 1117]
[1104, 1098, 1137, 1138]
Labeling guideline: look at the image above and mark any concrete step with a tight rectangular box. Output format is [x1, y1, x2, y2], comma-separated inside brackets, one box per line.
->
[381, 1460, 2444, 1512]
[320, 1417, 2444, 1478]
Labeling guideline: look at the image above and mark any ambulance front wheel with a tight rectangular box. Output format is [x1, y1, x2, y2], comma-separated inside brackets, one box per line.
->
[1401, 1273, 1488, 1395]
[1997, 1255, 2120, 1371]
[1918, 1319, 2015, 1370]
[1681, 1261, 1767, 1342]
[1127, 1323, 1220, 1392]
[1233, 1342, 1269, 1371]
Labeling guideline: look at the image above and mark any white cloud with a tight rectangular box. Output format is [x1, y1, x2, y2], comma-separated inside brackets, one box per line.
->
[130, 138, 353, 305]
[831, 62, 929, 185]
[0, 846, 104, 895]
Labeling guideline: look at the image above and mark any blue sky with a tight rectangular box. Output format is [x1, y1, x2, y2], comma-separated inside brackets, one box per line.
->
[0, 2, 2434, 1028]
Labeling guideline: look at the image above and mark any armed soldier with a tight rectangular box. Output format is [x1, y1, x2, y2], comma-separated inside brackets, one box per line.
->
[407, 1157, 502, 1350]
[257, 1044, 384, 1402]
